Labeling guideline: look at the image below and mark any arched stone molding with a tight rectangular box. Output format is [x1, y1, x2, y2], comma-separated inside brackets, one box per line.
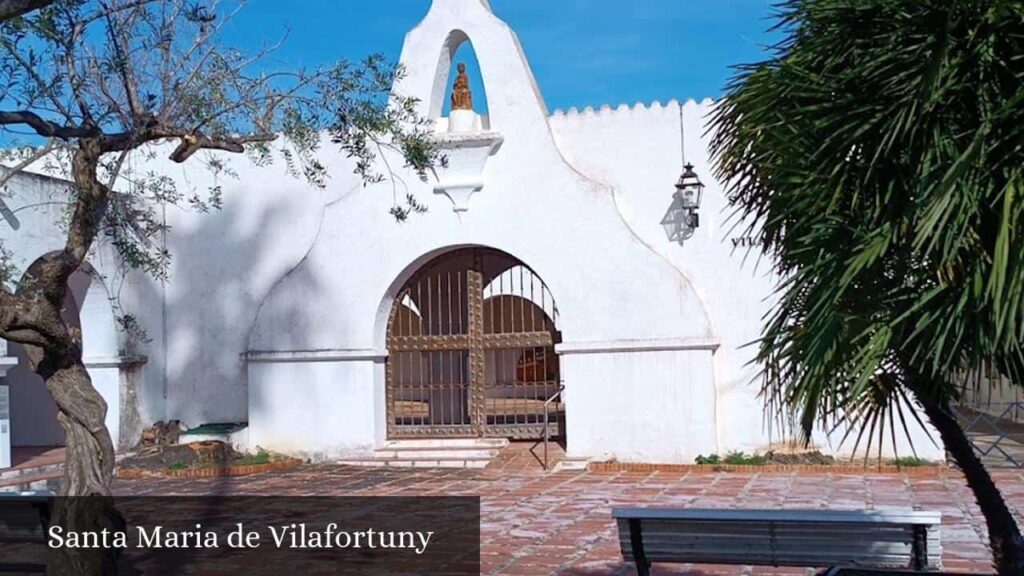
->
[426, 28, 471, 122]
[399, 0, 553, 144]
[2, 257, 146, 453]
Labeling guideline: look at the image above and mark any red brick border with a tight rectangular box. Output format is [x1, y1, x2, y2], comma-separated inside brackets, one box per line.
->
[587, 461, 948, 476]
[116, 458, 302, 479]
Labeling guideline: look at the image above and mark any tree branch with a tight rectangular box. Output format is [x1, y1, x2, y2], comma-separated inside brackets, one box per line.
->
[0, 139, 59, 188]
[0, 110, 100, 139]
[99, 124, 276, 162]
[103, 2, 144, 120]
[0, 0, 52, 21]
[0, 288, 61, 350]
[166, 131, 277, 162]
[0, 35, 75, 119]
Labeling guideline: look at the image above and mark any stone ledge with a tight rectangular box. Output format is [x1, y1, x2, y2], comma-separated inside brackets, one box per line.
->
[244, 349, 386, 363]
[555, 337, 720, 355]
[430, 130, 503, 148]
[82, 354, 148, 368]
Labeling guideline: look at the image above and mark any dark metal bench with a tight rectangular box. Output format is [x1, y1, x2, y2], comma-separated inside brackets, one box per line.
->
[613, 507, 942, 575]
[0, 491, 53, 573]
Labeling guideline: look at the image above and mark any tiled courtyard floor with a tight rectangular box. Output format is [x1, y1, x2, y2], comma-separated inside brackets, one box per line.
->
[113, 465, 1023, 575]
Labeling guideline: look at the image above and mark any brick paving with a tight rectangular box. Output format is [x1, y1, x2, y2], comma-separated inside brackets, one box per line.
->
[113, 465, 1023, 575]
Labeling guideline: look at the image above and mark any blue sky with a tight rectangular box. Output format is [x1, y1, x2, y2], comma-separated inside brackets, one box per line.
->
[221, 0, 781, 113]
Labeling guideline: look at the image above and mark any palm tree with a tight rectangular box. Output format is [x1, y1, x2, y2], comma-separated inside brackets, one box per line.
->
[709, 1, 1024, 573]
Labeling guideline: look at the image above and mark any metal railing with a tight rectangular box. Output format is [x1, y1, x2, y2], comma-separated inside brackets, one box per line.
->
[950, 401, 1024, 468]
[542, 385, 565, 471]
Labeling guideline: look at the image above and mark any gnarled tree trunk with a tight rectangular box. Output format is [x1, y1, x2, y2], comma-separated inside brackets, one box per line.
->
[918, 396, 1024, 576]
[45, 362, 115, 495]
[20, 340, 124, 575]
[15, 335, 123, 575]
[7, 138, 126, 575]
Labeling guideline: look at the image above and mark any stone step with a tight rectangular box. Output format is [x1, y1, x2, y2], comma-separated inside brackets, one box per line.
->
[0, 454, 65, 493]
[0, 461, 63, 481]
[374, 448, 501, 459]
[0, 470, 63, 492]
[338, 456, 493, 469]
[551, 457, 589, 472]
[338, 438, 508, 469]
[381, 438, 508, 450]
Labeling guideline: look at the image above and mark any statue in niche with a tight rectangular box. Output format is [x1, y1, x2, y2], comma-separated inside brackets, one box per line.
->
[451, 63, 473, 111]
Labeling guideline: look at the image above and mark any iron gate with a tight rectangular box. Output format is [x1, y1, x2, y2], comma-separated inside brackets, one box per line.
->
[386, 248, 562, 439]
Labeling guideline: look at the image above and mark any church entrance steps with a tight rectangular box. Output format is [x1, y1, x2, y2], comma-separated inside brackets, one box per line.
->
[0, 446, 64, 492]
[337, 457, 493, 469]
[0, 469, 62, 492]
[551, 457, 589, 472]
[0, 460, 63, 481]
[337, 438, 508, 469]
[380, 437, 507, 451]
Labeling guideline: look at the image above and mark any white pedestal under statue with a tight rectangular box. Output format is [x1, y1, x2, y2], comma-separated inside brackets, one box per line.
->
[432, 62, 503, 212]
[448, 109, 480, 133]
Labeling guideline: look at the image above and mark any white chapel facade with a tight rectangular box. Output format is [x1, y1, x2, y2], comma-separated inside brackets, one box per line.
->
[0, 0, 942, 466]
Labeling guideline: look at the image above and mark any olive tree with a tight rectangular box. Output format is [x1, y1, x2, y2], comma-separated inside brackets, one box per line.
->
[0, 0, 439, 571]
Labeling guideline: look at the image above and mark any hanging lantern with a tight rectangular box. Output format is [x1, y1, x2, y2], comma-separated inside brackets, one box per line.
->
[661, 163, 704, 246]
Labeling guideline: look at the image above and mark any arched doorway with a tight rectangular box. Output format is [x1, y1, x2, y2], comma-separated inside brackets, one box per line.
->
[386, 247, 562, 439]
[2, 260, 123, 465]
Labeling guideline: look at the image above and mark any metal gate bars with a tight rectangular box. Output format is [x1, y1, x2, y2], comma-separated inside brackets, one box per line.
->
[385, 248, 561, 439]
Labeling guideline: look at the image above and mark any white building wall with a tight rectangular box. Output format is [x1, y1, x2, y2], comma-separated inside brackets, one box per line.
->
[158, 162, 333, 427]
[562, 347, 717, 462]
[546, 98, 942, 459]
[0, 0, 945, 463]
[548, 99, 780, 456]
[247, 354, 381, 459]
[0, 171, 149, 449]
[243, 0, 723, 461]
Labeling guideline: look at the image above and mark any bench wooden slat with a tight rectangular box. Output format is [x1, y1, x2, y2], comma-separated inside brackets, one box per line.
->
[620, 522, 937, 537]
[619, 527, 941, 547]
[614, 507, 941, 524]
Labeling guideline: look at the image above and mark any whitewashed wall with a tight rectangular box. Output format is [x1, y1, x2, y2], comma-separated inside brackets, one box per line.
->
[561, 347, 717, 462]
[0, 0, 945, 463]
[244, 0, 719, 461]
[548, 96, 942, 460]
[0, 172, 146, 448]
[247, 353, 382, 460]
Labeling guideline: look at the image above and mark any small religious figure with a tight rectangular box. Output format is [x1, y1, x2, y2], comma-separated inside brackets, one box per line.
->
[451, 63, 473, 111]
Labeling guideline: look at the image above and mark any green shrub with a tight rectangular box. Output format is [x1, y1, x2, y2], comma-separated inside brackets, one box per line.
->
[168, 461, 187, 470]
[694, 454, 721, 465]
[723, 451, 766, 465]
[235, 450, 272, 466]
[892, 456, 933, 468]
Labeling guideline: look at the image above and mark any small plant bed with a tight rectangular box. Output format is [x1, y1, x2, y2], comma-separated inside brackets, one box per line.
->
[590, 450, 945, 474]
[695, 451, 769, 466]
[117, 441, 300, 479]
